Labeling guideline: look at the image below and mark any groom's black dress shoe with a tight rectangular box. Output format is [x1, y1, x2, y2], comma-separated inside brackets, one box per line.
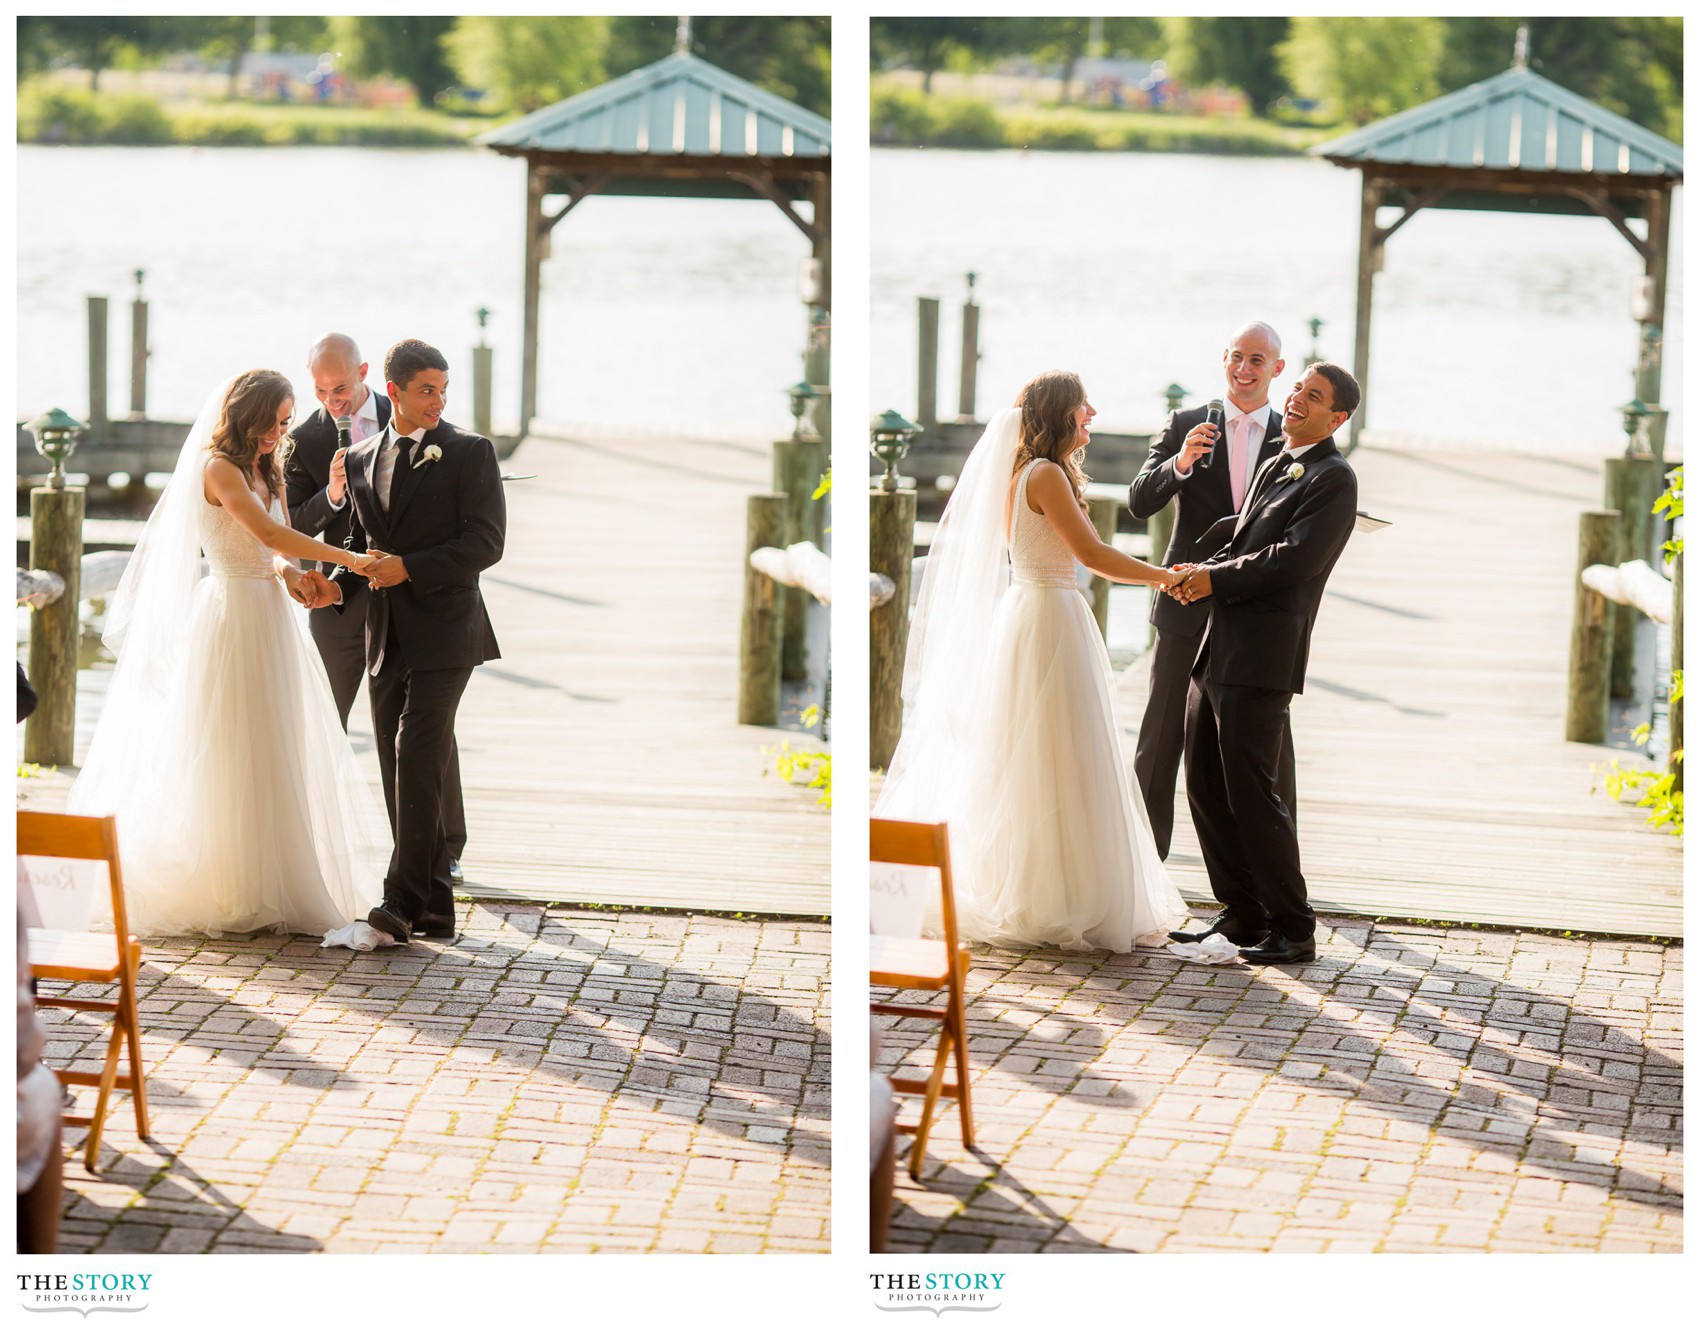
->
[413, 913, 458, 940]
[367, 903, 412, 944]
[1239, 934, 1317, 965]
[1169, 914, 1270, 947]
[448, 859, 464, 884]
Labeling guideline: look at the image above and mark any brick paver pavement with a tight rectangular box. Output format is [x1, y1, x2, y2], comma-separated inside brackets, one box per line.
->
[46, 903, 830, 1254]
[876, 916, 1680, 1253]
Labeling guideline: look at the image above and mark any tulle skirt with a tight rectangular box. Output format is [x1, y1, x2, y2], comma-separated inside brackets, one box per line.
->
[68, 573, 388, 936]
[939, 585, 1184, 951]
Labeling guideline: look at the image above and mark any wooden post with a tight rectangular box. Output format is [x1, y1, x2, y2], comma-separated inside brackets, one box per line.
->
[1087, 495, 1119, 641]
[1670, 552, 1682, 791]
[128, 283, 148, 420]
[87, 295, 108, 435]
[1603, 458, 1638, 698]
[519, 163, 544, 439]
[1643, 185, 1671, 458]
[1565, 510, 1618, 744]
[917, 297, 940, 431]
[472, 343, 494, 438]
[1145, 501, 1175, 646]
[738, 494, 786, 726]
[957, 299, 980, 421]
[24, 485, 85, 766]
[1348, 176, 1380, 452]
[773, 437, 827, 680]
[870, 488, 917, 768]
[806, 172, 832, 444]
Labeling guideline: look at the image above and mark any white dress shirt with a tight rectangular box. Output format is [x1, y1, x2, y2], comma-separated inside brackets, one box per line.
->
[376, 421, 428, 513]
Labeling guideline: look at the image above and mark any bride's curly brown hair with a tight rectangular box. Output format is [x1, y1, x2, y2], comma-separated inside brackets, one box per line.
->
[1012, 370, 1089, 505]
[210, 369, 292, 503]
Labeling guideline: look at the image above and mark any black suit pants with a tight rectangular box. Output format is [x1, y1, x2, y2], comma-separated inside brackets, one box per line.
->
[1137, 625, 1296, 860]
[1184, 665, 1314, 941]
[315, 585, 466, 858]
[369, 651, 473, 923]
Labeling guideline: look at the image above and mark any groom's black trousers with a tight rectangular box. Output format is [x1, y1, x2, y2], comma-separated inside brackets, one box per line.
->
[1184, 664, 1314, 941]
[316, 580, 468, 860]
[369, 654, 472, 924]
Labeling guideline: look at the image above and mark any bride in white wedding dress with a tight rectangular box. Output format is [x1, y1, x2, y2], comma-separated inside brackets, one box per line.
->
[876, 370, 1189, 951]
[68, 370, 390, 936]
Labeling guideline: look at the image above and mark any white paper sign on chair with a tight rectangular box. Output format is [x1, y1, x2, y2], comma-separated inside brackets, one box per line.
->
[18, 857, 109, 933]
[870, 862, 934, 938]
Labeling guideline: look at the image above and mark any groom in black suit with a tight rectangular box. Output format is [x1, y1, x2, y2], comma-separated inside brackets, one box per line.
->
[1167, 363, 1360, 965]
[285, 333, 470, 882]
[315, 339, 506, 943]
[1129, 321, 1296, 858]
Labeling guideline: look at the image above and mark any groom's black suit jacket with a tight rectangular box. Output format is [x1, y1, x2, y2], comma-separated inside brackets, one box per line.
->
[1198, 436, 1357, 694]
[284, 394, 392, 576]
[334, 418, 506, 674]
[1129, 403, 1285, 638]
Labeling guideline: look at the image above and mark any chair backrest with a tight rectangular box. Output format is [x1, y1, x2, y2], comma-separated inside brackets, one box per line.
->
[17, 812, 131, 939]
[870, 818, 960, 951]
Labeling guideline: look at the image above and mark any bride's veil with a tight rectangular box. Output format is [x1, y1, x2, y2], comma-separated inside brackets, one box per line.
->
[874, 406, 1021, 822]
[69, 380, 231, 812]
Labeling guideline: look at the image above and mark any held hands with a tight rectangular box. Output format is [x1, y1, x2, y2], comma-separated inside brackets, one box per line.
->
[327, 447, 348, 505]
[292, 570, 338, 609]
[1165, 564, 1213, 605]
[1173, 422, 1218, 476]
[361, 547, 409, 590]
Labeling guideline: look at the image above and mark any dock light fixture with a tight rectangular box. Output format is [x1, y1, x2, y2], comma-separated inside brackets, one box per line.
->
[25, 408, 87, 490]
[871, 409, 920, 493]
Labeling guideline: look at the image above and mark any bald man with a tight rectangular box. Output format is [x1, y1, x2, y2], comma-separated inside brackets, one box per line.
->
[284, 333, 467, 882]
[1127, 322, 1297, 859]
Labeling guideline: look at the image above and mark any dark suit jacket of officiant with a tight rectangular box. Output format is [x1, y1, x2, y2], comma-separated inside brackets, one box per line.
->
[285, 393, 392, 578]
[1129, 402, 1286, 638]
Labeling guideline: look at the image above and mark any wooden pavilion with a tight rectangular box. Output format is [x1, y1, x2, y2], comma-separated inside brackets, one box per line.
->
[477, 48, 831, 438]
[1314, 51, 1683, 450]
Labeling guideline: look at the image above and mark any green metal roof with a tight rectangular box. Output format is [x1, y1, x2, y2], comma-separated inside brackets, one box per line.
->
[1313, 64, 1682, 180]
[477, 51, 830, 160]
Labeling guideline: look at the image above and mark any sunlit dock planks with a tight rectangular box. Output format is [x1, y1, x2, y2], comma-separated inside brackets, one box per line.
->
[19, 425, 831, 918]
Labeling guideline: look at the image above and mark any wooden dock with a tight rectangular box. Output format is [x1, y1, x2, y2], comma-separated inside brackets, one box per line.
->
[18, 426, 831, 917]
[1124, 444, 1683, 938]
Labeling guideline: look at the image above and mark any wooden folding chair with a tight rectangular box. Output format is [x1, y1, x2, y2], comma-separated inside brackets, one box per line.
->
[20, 811, 150, 1171]
[870, 818, 973, 1179]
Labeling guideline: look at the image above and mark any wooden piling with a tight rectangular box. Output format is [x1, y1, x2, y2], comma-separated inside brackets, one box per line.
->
[773, 438, 827, 680]
[870, 488, 917, 769]
[87, 295, 108, 433]
[1087, 495, 1119, 641]
[472, 344, 493, 439]
[1145, 501, 1175, 646]
[958, 300, 979, 421]
[1603, 458, 1637, 698]
[917, 297, 939, 431]
[128, 292, 148, 420]
[24, 485, 85, 766]
[1672, 553, 1683, 791]
[1565, 510, 1618, 744]
[738, 494, 786, 726]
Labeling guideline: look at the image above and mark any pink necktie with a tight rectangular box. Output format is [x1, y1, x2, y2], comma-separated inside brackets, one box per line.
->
[1229, 415, 1253, 510]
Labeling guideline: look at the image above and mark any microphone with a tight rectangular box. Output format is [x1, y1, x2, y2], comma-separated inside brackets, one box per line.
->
[334, 414, 352, 451]
[1196, 399, 1224, 469]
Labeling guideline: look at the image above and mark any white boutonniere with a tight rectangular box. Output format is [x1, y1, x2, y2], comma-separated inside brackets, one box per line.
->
[413, 443, 443, 469]
[1285, 461, 1305, 481]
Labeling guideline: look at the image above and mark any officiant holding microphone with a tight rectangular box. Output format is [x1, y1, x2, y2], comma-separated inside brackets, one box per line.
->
[284, 332, 468, 882]
[1127, 321, 1295, 859]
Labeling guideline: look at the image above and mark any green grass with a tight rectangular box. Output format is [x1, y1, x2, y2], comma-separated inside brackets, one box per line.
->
[19, 79, 500, 148]
[872, 78, 1343, 156]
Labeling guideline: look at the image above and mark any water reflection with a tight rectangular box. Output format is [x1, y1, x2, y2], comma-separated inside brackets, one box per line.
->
[873, 148, 1682, 453]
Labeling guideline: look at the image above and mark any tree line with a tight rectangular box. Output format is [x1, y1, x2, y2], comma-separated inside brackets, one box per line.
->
[16, 16, 830, 117]
[873, 16, 1682, 139]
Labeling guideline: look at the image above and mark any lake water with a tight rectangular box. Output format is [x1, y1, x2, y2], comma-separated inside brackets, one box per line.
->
[872, 148, 1684, 454]
[17, 146, 820, 440]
